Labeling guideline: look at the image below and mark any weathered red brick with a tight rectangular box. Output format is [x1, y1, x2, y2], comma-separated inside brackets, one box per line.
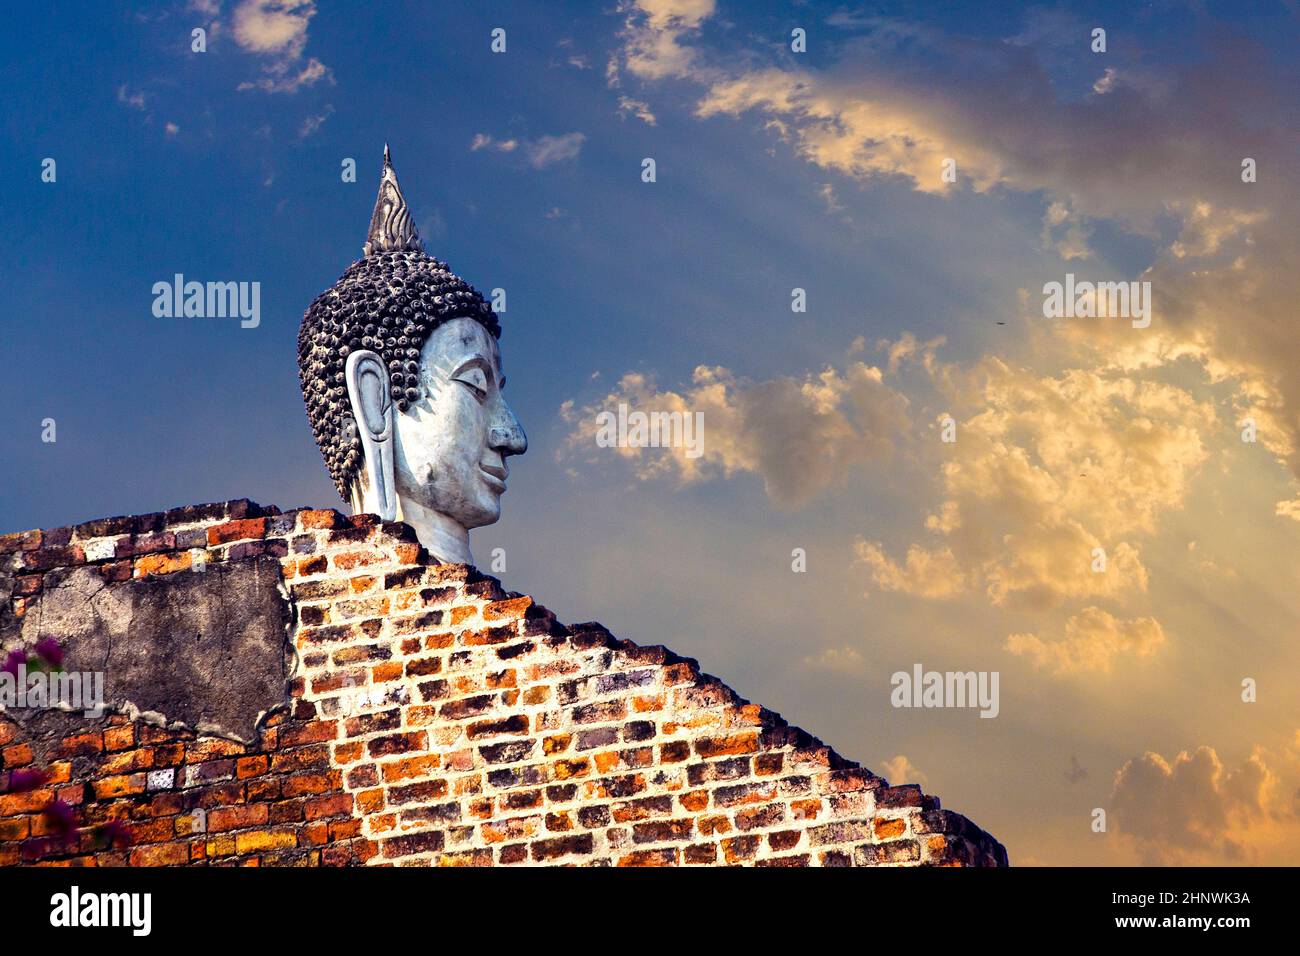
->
[207, 518, 267, 545]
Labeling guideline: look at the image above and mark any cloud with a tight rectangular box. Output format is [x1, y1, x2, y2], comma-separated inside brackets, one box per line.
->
[824, 10, 874, 30]
[675, 21, 1285, 228]
[618, 95, 658, 125]
[471, 132, 585, 168]
[1040, 200, 1092, 261]
[560, 359, 911, 507]
[554, 36, 590, 70]
[231, 0, 330, 93]
[232, 0, 312, 55]
[878, 331, 944, 376]
[802, 645, 865, 672]
[1167, 202, 1266, 260]
[817, 182, 842, 215]
[237, 56, 328, 93]
[1005, 6, 1089, 53]
[1277, 499, 1300, 522]
[525, 132, 586, 168]
[612, 3, 1300, 518]
[853, 540, 966, 600]
[692, 64, 1005, 196]
[471, 133, 518, 153]
[861, 356, 1215, 609]
[880, 754, 928, 788]
[116, 85, 147, 110]
[1006, 607, 1167, 674]
[1110, 745, 1290, 864]
[297, 105, 332, 138]
[613, 0, 717, 84]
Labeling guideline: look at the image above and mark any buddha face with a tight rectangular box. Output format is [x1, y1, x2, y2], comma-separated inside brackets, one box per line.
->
[392, 317, 527, 529]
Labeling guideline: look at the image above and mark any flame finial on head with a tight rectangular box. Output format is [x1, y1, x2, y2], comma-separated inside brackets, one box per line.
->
[363, 144, 424, 257]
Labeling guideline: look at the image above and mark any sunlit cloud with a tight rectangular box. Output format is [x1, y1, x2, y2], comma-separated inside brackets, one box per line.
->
[617, 95, 658, 125]
[1110, 745, 1297, 865]
[612, 0, 718, 84]
[861, 355, 1218, 609]
[560, 358, 911, 507]
[1006, 607, 1166, 674]
[802, 644, 865, 672]
[232, 0, 331, 93]
[880, 754, 929, 788]
[611, 0, 1300, 519]
[854, 540, 967, 600]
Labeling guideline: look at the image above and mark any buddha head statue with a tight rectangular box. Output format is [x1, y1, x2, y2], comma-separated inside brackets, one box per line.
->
[297, 146, 527, 565]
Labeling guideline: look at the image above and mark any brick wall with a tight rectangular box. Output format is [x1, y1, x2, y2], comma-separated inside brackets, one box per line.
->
[0, 502, 1007, 867]
[0, 712, 364, 867]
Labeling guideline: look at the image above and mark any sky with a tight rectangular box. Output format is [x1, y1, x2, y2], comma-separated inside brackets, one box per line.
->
[2, 0, 1299, 865]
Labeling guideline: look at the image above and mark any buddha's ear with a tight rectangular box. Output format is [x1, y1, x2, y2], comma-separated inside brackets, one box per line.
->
[344, 350, 398, 521]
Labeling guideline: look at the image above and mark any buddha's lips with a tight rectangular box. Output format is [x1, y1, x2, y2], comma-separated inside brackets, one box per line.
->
[479, 463, 507, 492]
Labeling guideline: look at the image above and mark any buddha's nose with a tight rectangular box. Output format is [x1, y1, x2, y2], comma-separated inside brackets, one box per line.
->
[489, 400, 527, 457]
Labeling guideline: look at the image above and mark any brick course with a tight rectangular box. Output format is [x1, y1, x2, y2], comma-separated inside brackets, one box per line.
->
[0, 501, 1006, 867]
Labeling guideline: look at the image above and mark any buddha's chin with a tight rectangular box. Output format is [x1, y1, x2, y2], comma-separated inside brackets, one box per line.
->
[434, 486, 502, 531]
[464, 491, 502, 529]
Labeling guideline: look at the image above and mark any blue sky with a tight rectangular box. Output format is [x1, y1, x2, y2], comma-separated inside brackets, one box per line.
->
[4, 1, 1300, 865]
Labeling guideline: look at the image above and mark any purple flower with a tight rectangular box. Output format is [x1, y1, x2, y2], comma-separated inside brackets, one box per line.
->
[4, 767, 50, 793]
[1, 648, 24, 677]
[43, 798, 78, 841]
[33, 637, 64, 669]
[100, 819, 132, 849]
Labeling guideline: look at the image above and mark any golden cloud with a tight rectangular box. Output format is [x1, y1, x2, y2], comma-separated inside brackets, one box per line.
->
[1110, 745, 1295, 865]
[1005, 607, 1166, 674]
[560, 361, 911, 507]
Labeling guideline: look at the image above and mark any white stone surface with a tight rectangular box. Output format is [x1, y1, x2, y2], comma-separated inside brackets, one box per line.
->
[83, 537, 117, 562]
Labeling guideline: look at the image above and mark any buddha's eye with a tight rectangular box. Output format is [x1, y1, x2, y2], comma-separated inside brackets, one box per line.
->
[453, 366, 489, 401]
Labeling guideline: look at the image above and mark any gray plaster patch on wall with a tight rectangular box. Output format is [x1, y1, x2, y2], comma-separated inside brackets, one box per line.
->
[0, 557, 293, 742]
